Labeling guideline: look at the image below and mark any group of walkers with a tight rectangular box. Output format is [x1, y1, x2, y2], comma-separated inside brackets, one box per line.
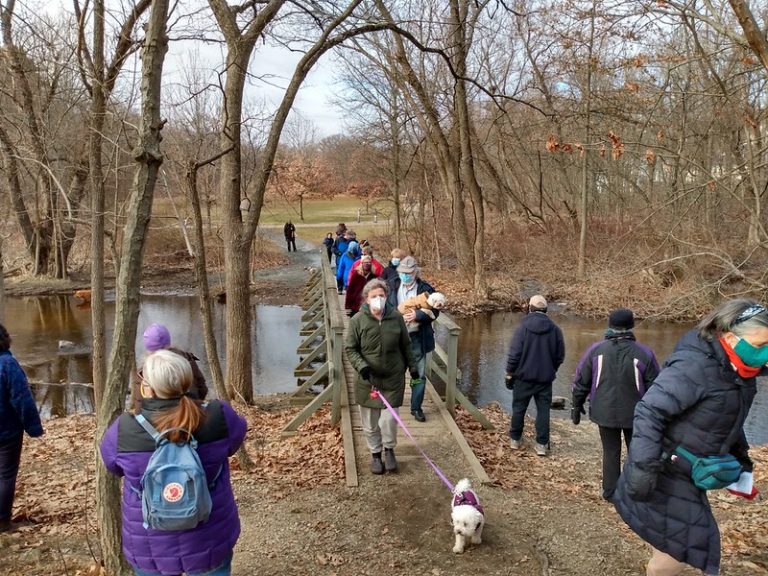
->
[505, 296, 764, 576]
[1, 238, 765, 576]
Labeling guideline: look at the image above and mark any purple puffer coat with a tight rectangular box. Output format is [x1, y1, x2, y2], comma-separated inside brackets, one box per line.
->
[100, 398, 247, 575]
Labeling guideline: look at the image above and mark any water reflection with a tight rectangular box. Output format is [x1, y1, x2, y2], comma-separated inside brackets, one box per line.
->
[5, 295, 301, 418]
[450, 311, 768, 445]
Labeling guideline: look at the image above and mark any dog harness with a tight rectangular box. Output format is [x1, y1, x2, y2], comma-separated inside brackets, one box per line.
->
[453, 490, 484, 515]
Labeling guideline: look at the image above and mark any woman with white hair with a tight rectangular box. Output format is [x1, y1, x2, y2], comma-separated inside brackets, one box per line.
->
[614, 299, 767, 576]
[346, 279, 418, 474]
[100, 350, 247, 576]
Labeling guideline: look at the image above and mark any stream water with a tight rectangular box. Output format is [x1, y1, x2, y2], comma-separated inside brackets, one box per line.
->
[7, 295, 767, 443]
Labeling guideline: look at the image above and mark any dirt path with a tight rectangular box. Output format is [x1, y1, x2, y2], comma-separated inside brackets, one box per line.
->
[4, 404, 765, 576]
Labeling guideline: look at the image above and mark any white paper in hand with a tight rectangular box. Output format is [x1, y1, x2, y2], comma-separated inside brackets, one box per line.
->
[726, 471, 759, 500]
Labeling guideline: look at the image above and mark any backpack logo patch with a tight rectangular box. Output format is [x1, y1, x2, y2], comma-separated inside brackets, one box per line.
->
[163, 482, 184, 503]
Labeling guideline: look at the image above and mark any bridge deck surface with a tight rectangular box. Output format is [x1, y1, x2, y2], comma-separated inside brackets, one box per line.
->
[339, 296, 489, 487]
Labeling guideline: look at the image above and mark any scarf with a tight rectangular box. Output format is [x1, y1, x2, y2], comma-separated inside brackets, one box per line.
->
[719, 337, 761, 379]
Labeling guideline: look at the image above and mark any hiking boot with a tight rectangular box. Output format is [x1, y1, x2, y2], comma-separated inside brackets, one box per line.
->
[383, 448, 398, 472]
[370, 453, 384, 475]
[509, 438, 521, 450]
[534, 443, 550, 457]
[411, 410, 426, 422]
[0, 519, 11, 533]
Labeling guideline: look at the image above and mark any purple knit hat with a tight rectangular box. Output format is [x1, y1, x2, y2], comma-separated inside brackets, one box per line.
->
[143, 323, 171, 352]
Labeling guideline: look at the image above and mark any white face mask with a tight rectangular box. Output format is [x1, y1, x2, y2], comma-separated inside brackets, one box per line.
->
[369, 296, 385, 312]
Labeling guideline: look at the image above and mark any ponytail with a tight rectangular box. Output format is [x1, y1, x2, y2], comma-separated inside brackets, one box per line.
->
[153, 396, 205, 443]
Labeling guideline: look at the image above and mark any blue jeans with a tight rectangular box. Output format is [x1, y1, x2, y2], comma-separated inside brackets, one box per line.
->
[0, 434, 23, 521]
[409, 338, 427, 413]
[509, 381, 552, 446]
[133, 553, 232, 576]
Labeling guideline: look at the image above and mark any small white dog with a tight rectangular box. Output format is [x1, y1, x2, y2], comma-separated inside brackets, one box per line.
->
[451, 478, 485, 554]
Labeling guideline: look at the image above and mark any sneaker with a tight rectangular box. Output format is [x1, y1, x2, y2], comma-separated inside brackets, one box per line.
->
[411, 410, 426, 422]
[383, 448, 398, 472]
[370, 453, 384, 475]
[534, 443, 550, 457]
[509, 438, 521, 450]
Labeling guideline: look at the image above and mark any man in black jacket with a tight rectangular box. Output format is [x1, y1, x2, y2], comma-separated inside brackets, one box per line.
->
[571, 308, 660, 500]
[505, 295, 565, 456]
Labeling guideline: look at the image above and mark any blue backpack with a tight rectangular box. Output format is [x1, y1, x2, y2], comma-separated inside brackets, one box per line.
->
[133, 414, 220, 531]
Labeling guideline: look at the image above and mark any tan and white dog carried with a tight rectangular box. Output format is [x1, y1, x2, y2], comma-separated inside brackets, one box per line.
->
[451, 478, 485, 553]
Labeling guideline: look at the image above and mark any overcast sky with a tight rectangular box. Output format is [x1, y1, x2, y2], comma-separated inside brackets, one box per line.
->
[41, 0, 347, 139]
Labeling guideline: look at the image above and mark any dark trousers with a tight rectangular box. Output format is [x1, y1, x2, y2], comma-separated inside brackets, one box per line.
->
[509, 381, 552, 446]
[286, 238, 296, 252]
[409, 337, 427, 413]
[0, 434, 23, 521]
[599, 426, 632, 499]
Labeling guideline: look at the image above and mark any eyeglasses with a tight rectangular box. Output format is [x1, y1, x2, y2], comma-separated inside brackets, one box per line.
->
[732, 304, 767, 326]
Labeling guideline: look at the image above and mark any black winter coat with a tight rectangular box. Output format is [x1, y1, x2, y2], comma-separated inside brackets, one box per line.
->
[571, 332, 659, 428]
[613, 330, 757, 575]
[505, 312, 565, 384]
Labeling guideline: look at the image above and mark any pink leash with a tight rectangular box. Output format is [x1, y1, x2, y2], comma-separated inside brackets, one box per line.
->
[371, 388, 455, 492]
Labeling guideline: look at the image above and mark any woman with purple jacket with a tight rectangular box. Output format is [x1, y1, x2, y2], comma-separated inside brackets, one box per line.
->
[100, 350, 247, 576]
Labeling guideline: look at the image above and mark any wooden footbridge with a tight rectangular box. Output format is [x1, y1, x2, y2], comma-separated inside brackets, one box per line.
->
[281, 255, 493, 488]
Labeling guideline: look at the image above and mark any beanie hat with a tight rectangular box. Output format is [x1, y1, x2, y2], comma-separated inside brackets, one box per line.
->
[529, 295, 547, 310]
[347, 241, 359, 255]
[143, 323, 171, 352]
[608, 308, 634, 330]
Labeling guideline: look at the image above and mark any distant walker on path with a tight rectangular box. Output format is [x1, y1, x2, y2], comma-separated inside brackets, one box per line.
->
[283, 221, 296, 252]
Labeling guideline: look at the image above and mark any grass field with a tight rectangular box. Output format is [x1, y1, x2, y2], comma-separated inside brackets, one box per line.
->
[259, 196, 382, 225]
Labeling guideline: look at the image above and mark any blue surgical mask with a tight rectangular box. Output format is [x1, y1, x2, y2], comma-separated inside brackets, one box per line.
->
[733, 337, 768, 368]
[399, 272, 414, 285]
[391, 258, 400, 267]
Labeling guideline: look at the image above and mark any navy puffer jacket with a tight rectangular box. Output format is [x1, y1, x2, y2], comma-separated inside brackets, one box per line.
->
[0, 350, 43, 442]
[613, 330, 756, 575]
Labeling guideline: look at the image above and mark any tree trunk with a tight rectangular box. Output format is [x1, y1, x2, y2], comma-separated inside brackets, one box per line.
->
[186, 161, 227, 400]
[577, 2, 595, 280]
[96, 2, 170, 574]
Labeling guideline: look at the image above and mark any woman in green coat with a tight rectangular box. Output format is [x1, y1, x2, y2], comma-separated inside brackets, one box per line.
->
[346, 278, 418, 475]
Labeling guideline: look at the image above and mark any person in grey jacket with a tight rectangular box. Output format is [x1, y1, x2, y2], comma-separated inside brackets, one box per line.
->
[571, 308, 660, 500]
[614, 299, 766, 576]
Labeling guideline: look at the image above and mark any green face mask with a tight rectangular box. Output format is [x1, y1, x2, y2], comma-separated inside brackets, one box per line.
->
[733, 337, 768, 368]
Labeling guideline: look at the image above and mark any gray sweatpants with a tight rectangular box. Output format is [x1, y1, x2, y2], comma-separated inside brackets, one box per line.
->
[359, 405, 399, 453]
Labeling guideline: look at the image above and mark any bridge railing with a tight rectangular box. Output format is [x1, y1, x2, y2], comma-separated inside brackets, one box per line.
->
[282, 254, 345, 435]
[282, 253, 493, 434]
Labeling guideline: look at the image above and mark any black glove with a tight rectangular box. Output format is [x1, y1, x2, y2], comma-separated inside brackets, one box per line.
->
[625, 460, 662, 502]
[360, 366, 371, 381]
[409, 369, 420, 381]
[571, 405, 586, 425]
[504, 373, 516, 390]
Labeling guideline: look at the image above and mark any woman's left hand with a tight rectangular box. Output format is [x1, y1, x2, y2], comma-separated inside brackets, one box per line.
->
[404, 311, 417, 323]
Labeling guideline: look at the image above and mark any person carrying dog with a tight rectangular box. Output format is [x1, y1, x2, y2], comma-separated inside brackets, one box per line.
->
[505, 295, 565, 456]
[386, 255, 439, 423]
[346, 279, 418, 474]
[571, 308, 660, 500]
[613, 299, 765, 576]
